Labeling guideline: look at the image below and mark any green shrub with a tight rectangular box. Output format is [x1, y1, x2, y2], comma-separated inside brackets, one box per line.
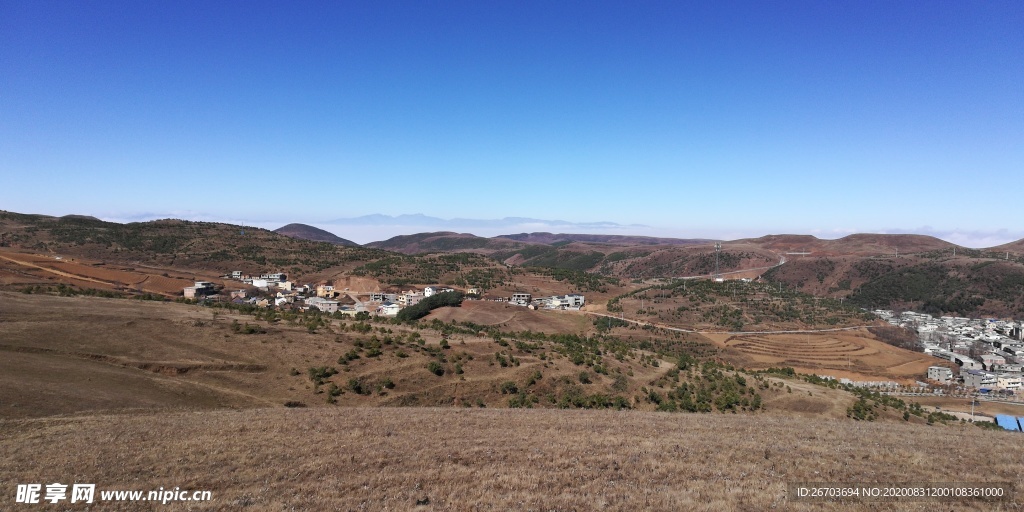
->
[427, 361, 445, 376]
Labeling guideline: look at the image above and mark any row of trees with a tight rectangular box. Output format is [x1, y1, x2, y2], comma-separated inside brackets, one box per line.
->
[395, 291, 465, 322]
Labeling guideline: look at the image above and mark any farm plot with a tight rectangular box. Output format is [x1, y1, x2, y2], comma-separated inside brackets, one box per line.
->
[708, 329, 937, 383]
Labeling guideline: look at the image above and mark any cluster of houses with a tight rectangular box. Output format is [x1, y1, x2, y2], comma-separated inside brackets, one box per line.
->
[184, 271, 585, 318]
[505, 292, 586, 310]
[874, 310, 1024, 392]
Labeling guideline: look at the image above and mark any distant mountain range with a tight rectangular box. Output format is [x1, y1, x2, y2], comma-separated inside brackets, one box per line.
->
[326, 214, 642, 231]
[496, 232, 713, 246]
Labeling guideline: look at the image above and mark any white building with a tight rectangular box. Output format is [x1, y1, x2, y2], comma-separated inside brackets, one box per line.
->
[927, 366, 954, 383]
[511, 293, 532, 305]
[261, 273, 286, 283]
[377, 303, 401, 316]
[315, 300, 339, 313]
[547, 294, 585, 309]
[424, 286, 454, 298]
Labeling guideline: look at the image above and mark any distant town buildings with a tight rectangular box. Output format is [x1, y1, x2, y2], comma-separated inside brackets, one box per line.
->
[873, 309, 1024, 392]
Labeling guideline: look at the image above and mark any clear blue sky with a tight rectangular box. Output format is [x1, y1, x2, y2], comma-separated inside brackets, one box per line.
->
[2, 1, 1022, 245]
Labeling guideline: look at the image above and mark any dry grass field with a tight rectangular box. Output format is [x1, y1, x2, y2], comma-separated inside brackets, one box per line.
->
[2, 408, 1021, 511]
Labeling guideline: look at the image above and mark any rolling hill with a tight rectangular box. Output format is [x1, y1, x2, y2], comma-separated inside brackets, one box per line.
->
[736, 233, 957, 256]
[0, 210, 388, 280]
[273, 223, 359, 246]
[365, 231, 522, 254]
[990, 237, 1024, 256]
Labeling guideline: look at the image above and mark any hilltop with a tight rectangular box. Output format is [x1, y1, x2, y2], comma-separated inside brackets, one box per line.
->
[273, 223, 359, 246]
[737, 233, 956, 256]
[366, 231, 521, 254]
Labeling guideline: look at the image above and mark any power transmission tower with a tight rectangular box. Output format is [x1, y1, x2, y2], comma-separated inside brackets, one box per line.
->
[714, 242, 722, 279]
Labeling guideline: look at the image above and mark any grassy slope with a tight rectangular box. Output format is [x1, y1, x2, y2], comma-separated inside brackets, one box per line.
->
[1, 408, 1020, 511]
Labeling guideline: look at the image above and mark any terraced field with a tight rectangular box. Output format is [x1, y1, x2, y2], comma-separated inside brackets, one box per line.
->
[705, 329, 939, 383]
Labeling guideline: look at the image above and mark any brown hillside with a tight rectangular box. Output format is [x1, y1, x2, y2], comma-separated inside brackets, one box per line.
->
[425, 300, 591, 334]
[0, 292, 672, 417]
[738, 234, 823, 252]
[989, 238, 1024, 255]
[0, 249, 224, 296]
[738, 233, 956, 257]
[0, 211, 391, 281]
[824, 234, 955, 256]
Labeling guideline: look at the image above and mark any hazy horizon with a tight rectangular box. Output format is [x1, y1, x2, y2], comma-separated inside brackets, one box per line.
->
[6, 207, 1019, 248]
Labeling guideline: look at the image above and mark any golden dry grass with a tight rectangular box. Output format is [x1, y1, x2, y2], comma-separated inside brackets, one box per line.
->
[1, 408, 1021, 511]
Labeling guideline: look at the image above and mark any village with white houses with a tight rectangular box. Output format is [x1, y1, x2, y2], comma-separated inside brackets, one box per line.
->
[873, 309, 1024, 394]
[182, 270, 585, 318]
